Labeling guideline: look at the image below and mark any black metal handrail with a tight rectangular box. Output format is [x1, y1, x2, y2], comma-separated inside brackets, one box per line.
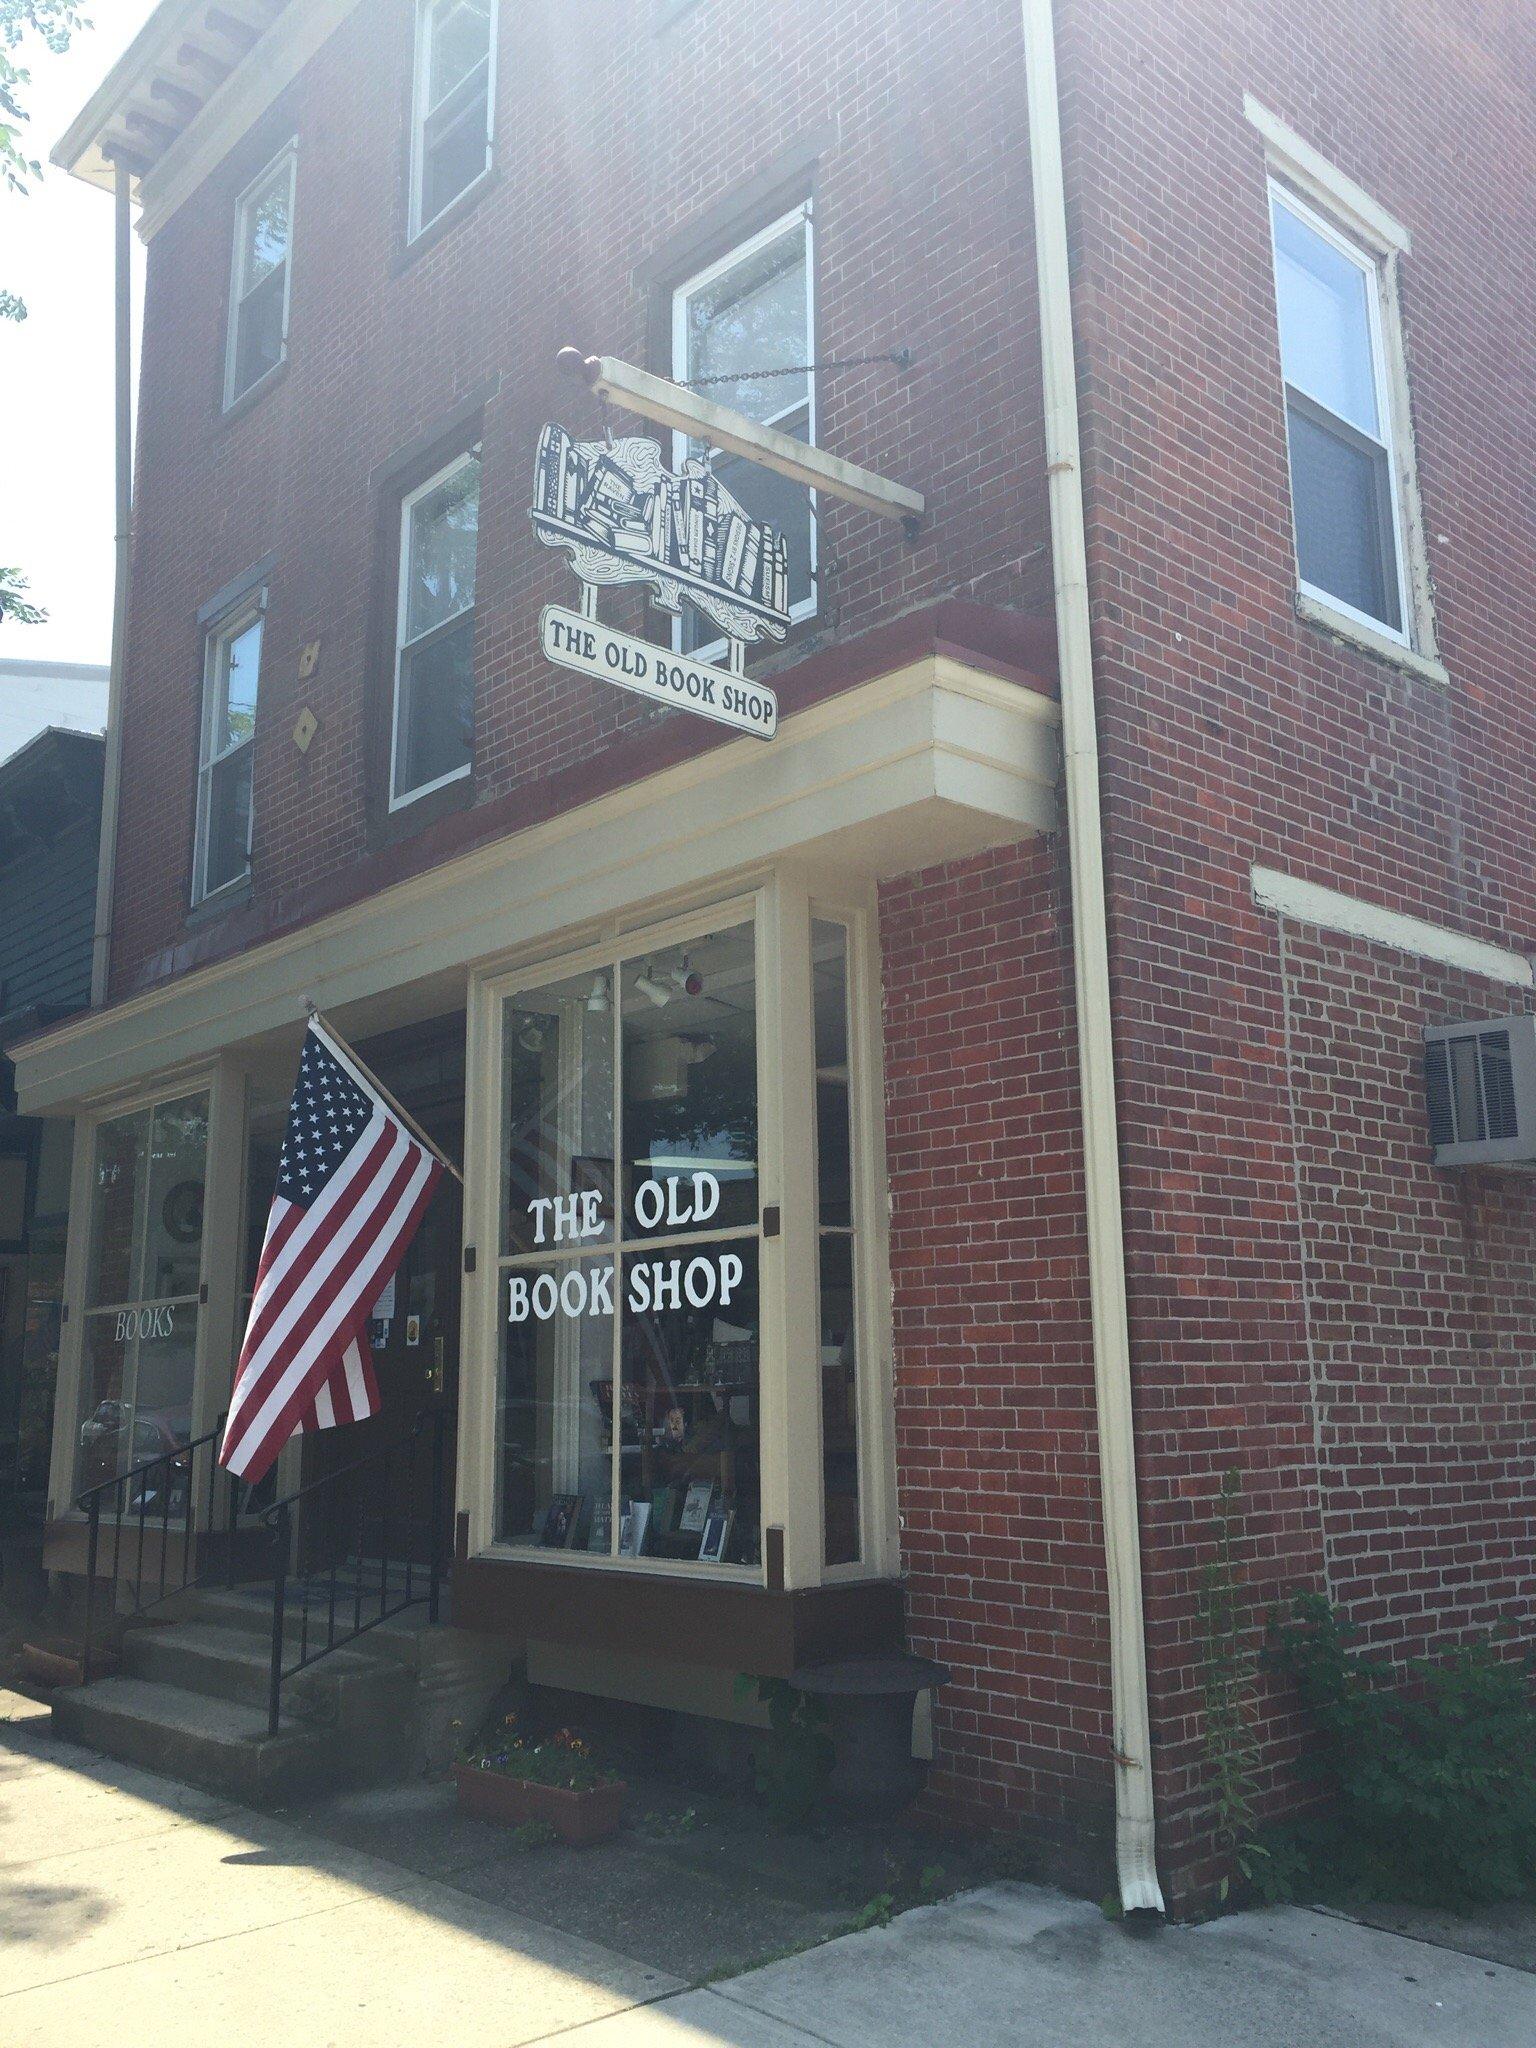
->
[78, 1416, 243, 1687]
[260, 1406, 445, 1736]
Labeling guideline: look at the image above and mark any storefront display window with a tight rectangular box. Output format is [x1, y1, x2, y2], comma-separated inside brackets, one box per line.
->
[496, 921, 762, 1569]
[76, 1092, 208, 1496]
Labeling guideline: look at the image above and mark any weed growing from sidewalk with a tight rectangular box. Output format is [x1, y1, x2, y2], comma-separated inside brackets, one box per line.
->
[1197, 1468, 1268, 1902]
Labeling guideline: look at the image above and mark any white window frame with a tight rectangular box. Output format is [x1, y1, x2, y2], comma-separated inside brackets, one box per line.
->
[670, 204, 817, 660]
[458, 876, 898, 1592]
[192, 590, 265, 907]
[409, 0, 499, 242]
[1248, 96, 1443, 682]
[222, 140, 297, 412]
[389, 449, 480, 812]
[1267, 180, 1412, 648]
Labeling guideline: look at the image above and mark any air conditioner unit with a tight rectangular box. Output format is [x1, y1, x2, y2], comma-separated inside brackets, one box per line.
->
[1423, 1016, 1536, 1168]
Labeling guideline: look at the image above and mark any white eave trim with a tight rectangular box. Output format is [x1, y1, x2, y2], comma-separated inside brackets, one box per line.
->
[11, 659, 1058, 1114]
[1251, 864, 1534, 987]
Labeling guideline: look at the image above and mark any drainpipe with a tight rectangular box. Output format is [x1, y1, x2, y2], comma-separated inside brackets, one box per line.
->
[1019, 0, 1165, 1915]
[91, 157, 133, 1008]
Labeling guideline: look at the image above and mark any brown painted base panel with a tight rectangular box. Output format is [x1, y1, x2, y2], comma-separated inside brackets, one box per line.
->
[451, 1554, 905, 1679]
[42, 1518, 272, 1587]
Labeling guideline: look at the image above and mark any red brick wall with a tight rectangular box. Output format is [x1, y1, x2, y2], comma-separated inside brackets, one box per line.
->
[880, 839, 1115, 1876]
[1055, 0, 1536, 1903]
[111, 0, 1051, 996]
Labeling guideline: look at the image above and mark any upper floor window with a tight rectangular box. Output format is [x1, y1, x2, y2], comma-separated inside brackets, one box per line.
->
[1269, 182, 1409, 643]
[411, 0, 496, 239]
[671, 206, 816, 655]
[225, 144, 296, 409]
[391, 450, 481, 808]
[193, 594, 263, 904]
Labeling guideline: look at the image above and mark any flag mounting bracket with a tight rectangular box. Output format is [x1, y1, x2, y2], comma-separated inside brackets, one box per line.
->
[557, 349, 926, 537]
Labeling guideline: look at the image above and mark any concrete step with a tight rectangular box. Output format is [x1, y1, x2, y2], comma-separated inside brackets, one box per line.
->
[184, 1584, 440, 1671]
[52, 1676, 337, 1804]
[119, 1620, 392, 1712]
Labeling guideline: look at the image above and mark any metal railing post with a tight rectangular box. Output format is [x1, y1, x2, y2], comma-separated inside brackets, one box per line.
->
[267, 1502, 290, 1738]
[427, 1407, 446, 1626]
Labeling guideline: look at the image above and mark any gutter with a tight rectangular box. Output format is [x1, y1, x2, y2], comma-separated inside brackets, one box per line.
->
[1019, 0, 1165, 1915]
[90, 159, 132, 1008]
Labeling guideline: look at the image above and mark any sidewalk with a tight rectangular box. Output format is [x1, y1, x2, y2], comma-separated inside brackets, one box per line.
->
[4, 1687, 1534, 2048]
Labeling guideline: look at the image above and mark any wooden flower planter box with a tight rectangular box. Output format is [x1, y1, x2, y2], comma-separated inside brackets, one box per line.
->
[453, 1764, 625, 1846]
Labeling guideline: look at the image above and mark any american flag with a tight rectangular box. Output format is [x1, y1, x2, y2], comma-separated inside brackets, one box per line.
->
[218, 1021, 443, 1485]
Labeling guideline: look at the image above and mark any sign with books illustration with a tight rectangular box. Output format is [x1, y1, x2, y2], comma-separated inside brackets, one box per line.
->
[531, 423, 785, 741]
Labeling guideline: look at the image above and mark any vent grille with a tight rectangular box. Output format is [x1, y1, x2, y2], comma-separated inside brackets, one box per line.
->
[1425, 1027, 1518, 1146]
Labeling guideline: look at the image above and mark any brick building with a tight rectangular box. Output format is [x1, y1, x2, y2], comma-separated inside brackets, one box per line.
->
[13, 0, 1534, 1913]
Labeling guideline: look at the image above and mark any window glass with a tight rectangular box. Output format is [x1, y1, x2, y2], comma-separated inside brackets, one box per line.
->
[676, 214, 813, 652]
[197, 606, 262, 901]
[622, 923, 758, 1239]
[502, 967, 617, 1258]
[1269, 187, 1404, 637]
[1287, 404, 1401, 630]
[88, 1111, 148, 1307]
[495, 918, 762, 1571]
[813, 920, 859, 1565]
[394, 455, 479, 803]
[1272, 199, 1378, 436]
[77, 1093, 209, 1496]
[415, 0, 493, 232]
[228, 150, 293, 405]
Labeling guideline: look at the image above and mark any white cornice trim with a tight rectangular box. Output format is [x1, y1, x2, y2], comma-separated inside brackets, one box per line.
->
[137, 0, 362, 240]
[1251, 865, 1533, 987]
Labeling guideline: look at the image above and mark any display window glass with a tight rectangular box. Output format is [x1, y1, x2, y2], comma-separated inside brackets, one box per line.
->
[495, 919, 762, 1570]
[76, 1092, 209, 1498]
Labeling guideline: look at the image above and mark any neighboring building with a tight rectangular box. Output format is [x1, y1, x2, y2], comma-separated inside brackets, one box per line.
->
[0, 727, 103, 1543]
[14, 0, 1534, 1912]
[0, 660, 109, 762]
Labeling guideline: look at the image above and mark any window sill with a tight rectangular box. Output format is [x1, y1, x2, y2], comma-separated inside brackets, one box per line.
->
[395, 165, 499, 277]
[1295, 590, 1450, 688]
[185, 877, 253, 929]
[220, 357, 289, 429]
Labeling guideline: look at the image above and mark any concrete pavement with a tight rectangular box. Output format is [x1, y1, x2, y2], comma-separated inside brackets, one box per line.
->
[4, 1686, 1535, 2047]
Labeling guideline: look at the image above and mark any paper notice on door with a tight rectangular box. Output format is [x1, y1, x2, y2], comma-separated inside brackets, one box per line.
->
[371, 1275, 397, 1321]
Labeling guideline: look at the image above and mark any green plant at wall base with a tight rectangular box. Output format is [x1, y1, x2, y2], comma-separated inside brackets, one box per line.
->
[1197, 1469, 1268, 1901]
[735, 1674, 835, 1826]
[1265, 1593, 1536, 1906]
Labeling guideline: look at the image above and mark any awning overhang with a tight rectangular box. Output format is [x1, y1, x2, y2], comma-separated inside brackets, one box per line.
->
[9, 654, 1059, 1117]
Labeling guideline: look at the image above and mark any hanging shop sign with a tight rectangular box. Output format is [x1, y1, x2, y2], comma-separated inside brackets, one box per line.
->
[531, 424, 787, 741]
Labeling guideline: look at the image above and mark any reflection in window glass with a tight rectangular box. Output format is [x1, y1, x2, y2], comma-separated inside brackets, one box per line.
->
[393, 453, 480, 804]
[413, 0, 493, 235]
[495, 919, 762, 1570]
[77, 1093, 209, 1495]
[623, 923, 758, 1238]
[813, 920, 859, 1565]
[674, 212, 814, 651]
[226, 148, 295, 406]
[498, 1255, 615, 1552]
[1269, 185, 1404, 636]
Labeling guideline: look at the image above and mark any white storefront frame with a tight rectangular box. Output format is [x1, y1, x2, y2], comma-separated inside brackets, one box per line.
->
[458, 867, 896, 1594]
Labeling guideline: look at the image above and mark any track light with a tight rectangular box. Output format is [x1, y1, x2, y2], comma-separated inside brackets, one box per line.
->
[671, 954, 705, 998]
[586, 974, 611, 1014]
[518, 1021, 546, 1054]
[634, 963, 672, 1007]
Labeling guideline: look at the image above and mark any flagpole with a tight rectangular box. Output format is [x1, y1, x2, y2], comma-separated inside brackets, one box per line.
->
[303, 1004, 465, 1186]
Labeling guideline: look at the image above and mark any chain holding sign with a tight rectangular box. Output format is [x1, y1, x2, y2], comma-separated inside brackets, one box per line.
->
[531, 425, 784, 741]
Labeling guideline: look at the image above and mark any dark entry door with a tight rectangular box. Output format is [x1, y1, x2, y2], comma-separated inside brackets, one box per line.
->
[300, 1016, 464, 1575]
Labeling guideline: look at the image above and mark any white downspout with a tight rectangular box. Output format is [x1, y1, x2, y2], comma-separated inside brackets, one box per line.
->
[1019, 0, 1165, 1915]
[91, 157, 133, 1008]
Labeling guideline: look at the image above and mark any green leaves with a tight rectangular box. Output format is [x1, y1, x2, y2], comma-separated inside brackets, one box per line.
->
[1, 567, 47, 625]
[1265, 1591, 1536, 1906]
